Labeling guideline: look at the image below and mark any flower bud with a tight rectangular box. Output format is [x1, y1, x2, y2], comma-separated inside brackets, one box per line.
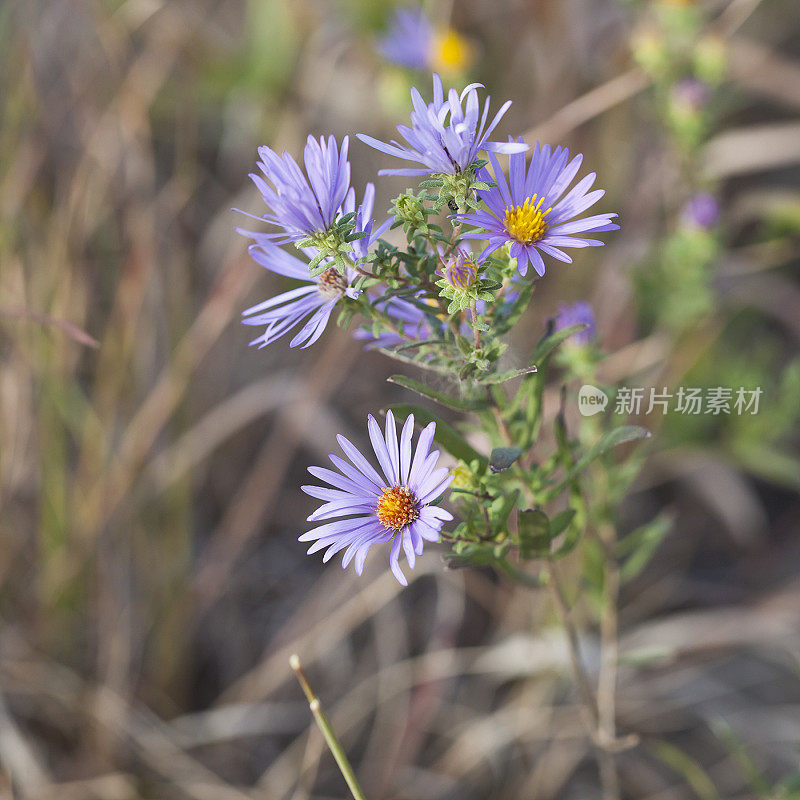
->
[445, 255, 478, 290]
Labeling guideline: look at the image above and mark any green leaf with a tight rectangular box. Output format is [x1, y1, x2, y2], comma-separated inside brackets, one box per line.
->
[489, 447, 522, 473]
[442, 544, 496, 570]
[550, 508, 576, 537]
[388, 375, 490, 412]
[474, 365, 538, 385]
[490, 489, 520, 535]
[545, 426, 651, 499]
[387, 404, 488, 471]
[518, 509, 551, 560]
[529, 323, 588, 366]
[618, 513, 673, 582]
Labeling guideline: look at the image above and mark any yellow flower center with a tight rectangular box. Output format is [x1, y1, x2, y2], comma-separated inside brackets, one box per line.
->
[504, 195, 552, 245]
[432, 29, 471, 72]
[376, 485, 419, 530]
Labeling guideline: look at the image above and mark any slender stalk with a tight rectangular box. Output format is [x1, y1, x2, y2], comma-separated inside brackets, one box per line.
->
[469, 299, 481, 350]
[547, 562, 599, 726]
[596, 523, 622, 800]
[547, 562, 620, 800]
[290, 655, 367, 800]
[596, 522, 620, 745]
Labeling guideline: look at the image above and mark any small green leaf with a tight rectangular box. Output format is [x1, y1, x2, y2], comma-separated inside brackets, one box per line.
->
[489, 447, 522, 473]
[388, 375, 490, 411]
[475, 365, 538, 385]
[518, 509, 551, 560]
[545, 426, 651, 499]
[618, 513, 673, 582]
[529, 323, 589, 366]
[550, 508, 576, 537]
[490, 489, 520, 535]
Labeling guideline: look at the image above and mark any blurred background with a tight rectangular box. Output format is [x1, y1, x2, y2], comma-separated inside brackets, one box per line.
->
[2, 0, 800, 797]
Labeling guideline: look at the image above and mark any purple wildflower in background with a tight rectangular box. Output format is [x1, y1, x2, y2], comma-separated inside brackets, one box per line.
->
[555, 301, 596, 346]
[357, 73, 527, 177]
[245, 135, 351, 244]
[354, 295, 439, 349]
[682, 193, 719, 229]
[671, 78, 711, 112]
[458, 141, 619, 277]
[378, 7, 432, 70]
[301, 411, 453, 585]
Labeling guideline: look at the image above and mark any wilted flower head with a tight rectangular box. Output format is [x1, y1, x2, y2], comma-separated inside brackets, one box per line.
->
[378, 7, 471, 73]
[681, 192, 719, 229]
[245, 135, 351, 244]
[240, 240, 356, 349]
[458, 140, 619, 277]
[357, 73, 526, 177]
[240, 184, 386, 349]
[301, 411, 453, 585]
[555, 301, 596, 346]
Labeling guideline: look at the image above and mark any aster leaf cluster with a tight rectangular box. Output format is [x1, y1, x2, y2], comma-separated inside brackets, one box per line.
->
[435, 272, 499, 314]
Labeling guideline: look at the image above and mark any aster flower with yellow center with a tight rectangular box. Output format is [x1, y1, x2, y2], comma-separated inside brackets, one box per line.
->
[458, 140, 619, 277]
[301, 411, 453, 585]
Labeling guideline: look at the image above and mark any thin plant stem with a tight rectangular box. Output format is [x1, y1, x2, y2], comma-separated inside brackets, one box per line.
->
[547, 561, 620, 800]
[471, 300, 481, 349]
[547, 562, 599, 726]
[290, 655, 367, 800]
[596, 521, 622, 800]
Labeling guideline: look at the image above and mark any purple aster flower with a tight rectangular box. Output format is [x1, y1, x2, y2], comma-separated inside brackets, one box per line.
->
[239, 184, 386, 349]
[458, 141, 620, 277]
[681, 192, 719, 229]
[244, 134, 351, 245]
[555, 301, 596, 346]
[357, 73, 527, 177]
[301, 411, 453, 585]
[378, 7, 432, 70]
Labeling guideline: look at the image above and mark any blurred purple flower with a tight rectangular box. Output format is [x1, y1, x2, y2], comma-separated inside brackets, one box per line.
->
[301, 411, 453, 585]
[671, 78, 711, 112]
[554, 301, 596, 345]
[356, 281, 521, 349]
[354, 294, 440, 349]
[243, 135, 351, 245]
[682, 192, 719, 229]
[357, 73, 527, 177]
[378, 7, 432, 70]
[458, 140, 619, 277]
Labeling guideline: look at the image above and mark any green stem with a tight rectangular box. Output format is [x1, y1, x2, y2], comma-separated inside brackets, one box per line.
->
[291, 655, 367, 800]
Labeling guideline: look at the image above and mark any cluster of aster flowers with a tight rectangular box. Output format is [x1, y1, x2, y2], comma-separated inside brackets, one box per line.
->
[236, 73, 635, 586]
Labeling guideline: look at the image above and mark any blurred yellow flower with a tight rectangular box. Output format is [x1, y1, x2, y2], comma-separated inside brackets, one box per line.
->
[432, 29, 473, 74]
